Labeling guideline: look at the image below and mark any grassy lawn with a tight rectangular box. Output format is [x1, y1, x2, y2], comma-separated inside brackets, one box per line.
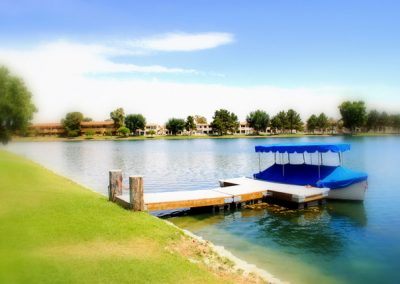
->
[0, 151, 240, 284]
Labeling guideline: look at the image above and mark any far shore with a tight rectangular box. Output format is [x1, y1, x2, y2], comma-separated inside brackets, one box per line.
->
[12, 132, 399, 142]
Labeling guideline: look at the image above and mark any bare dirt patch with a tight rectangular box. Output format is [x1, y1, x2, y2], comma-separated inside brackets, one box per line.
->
[167, 235, 269, 284]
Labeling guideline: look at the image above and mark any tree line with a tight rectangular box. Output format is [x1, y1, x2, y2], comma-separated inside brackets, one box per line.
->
[59, 101, 400, 137]
[2, 65, 400, 143]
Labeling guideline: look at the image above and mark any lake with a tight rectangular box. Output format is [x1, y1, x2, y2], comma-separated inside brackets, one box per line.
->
[6, 136, 400, 284]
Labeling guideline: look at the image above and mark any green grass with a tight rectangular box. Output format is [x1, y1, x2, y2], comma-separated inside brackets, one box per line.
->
[0, 151, 232, 284]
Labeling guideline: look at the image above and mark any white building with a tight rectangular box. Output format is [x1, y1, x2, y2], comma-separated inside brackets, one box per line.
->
[138, 123, 167, 135]
[236, 122, 254, 135]
[195, 123, 213, 135]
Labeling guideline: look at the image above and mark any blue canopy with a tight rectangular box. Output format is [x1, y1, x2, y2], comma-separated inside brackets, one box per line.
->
[255, 143, 351, 154]
[254, 164, 368, 189]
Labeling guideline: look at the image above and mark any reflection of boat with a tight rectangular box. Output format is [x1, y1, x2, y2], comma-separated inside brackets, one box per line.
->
[327, 200, 367, 226]
[254, 143, 368, 201]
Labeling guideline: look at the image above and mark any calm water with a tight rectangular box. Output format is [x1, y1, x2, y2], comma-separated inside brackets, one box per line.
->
[5, 136, 400, 284]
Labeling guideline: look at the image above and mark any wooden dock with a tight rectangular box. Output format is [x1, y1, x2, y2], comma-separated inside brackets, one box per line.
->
[109, 170, 329, 212]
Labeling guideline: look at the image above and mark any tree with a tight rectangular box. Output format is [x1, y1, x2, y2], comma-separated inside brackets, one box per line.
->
[270, 111, 287, 134]
[117, 126, 130, 137]
[194, 115, 207, 124]
[210, 109, 239, 135]
[110, 107, 125, 129]
[147, 130, 156, 137]
[82, 117, 92, 122]
[0, 66, 37, 143]
[316, 113, 329, 133]
[286, 109, 303, 134]
[246, 110, 270, 134]
[306, 114, 318, 134]
[185, 116, 196, 134]
[391, 114, 400, 133]
[125, 114, 146, 135]
[328, 118, 337, 134]
[366, 110, 380, 131]
[165, 118, 186, 135]
[61, 112, 84, 137]
[338, 101, 366, 134]
[378, 111, 390, 132]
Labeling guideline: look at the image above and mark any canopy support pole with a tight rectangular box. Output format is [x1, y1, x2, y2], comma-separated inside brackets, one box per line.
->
[303, 153, 306, 164]
[318, 151, 321, 180]
[274, 152, 277, 164]
[258, 153, 261, 173]
[281, 153, 285, 177]
[288, 152, 291, 164]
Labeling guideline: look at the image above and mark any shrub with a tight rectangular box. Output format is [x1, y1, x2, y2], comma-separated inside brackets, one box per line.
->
[104, 130, 113, 136]
[85, 130, 95, 136]
[147, 130, 156, 136]
[117, 126, 130, 137]
[67, 130, 79, 137]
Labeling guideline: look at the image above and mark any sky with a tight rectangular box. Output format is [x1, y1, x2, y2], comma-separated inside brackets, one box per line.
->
[0, 0, 399, 123]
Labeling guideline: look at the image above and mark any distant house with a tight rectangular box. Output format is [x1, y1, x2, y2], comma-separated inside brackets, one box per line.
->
[195, 123, 213, 135]
[80, 121, 115, 135]
[138, 123, 166, 136]
[236, 122, 254, 135]
[29, 123, 64, 136]
[30, 121, 115, 136]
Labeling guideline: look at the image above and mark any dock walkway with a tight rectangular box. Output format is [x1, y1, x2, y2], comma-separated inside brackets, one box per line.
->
[113, 176, 329, 211]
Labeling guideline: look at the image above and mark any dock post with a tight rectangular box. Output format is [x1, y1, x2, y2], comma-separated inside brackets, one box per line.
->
[129, 176, 144, 211]
[109, 170, 122, 202]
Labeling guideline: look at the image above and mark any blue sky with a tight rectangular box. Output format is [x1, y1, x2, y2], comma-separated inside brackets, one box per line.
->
[0, 0, 399, 122]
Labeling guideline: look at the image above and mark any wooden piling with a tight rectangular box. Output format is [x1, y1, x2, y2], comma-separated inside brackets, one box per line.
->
[109, 170, 122, 202]
[129, 175, 144, 211]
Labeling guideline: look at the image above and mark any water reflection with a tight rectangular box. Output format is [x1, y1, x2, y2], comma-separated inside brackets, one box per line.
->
[174, 205, 359, 256]
[327, 201, 367, 227]
[256, 207, 344, 255]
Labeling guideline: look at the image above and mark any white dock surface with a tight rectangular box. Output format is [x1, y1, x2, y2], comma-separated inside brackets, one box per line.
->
[220, 177, 329, 197]
[116, 177, 329, 211]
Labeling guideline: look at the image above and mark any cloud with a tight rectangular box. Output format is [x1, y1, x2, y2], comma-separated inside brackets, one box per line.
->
[0, 38, 398, 124]
[129, 32, 234, 52]
[0, 41, 198, 77]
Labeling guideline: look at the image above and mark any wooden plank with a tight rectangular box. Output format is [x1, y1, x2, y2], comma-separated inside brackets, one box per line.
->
[146, 197, 228, 211]
[304, 194, 324, 202]
[236, 192, 264, 202]
[144, 189, 232, 204]
[115, 195, 130, 209]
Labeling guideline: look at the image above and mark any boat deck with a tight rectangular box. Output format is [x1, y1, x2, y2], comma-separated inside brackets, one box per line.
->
[115, 177, 329, 211]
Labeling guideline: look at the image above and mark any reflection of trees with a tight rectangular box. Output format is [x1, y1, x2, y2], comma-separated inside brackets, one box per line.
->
[169, 201, 367, 257]
[256, 208, 345, 255]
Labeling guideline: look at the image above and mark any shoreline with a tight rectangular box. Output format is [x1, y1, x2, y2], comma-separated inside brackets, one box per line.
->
[12, 132, 399, 143]
[164, 220, 285, 284]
